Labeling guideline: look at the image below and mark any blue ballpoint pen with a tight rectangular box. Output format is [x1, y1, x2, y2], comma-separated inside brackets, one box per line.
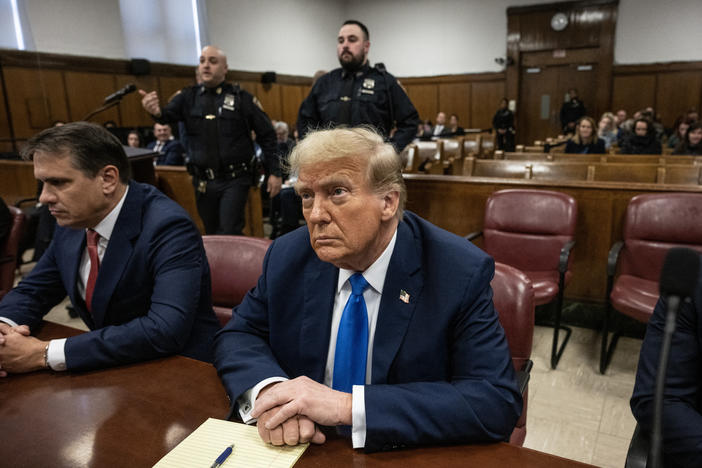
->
[210, 443, 234, 468]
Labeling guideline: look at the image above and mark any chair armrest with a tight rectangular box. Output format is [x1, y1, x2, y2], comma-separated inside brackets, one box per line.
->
[607, 241, 624, 277]
[465, 231, 483, 242]
[515, 366, 532, 396]
[624, 424, 649, 468]
[13, 197, 38, 208]
[558, 240, 576, 274]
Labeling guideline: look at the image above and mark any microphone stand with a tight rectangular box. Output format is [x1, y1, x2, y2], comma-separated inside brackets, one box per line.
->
[650, 295, 681, 468]
[81, 99, 121, 122]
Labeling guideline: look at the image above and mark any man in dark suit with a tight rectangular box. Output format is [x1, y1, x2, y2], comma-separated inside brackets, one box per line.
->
[631, 262, 702, 467]
[147, 123, 185, 165]
[0, 122, 219, 376]
[214, 127, 521, 452]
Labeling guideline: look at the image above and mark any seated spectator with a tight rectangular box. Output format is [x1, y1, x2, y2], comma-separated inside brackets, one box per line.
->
[615, 109, 627, 128]
[620, 118, 662, 155]
[560, 88, 586, 135]
[597, 112, 617, 149]
[673, 121, 702, 156]
[631, 262, 702, 468]
[147, 123, 185, 165]
[428, 112, 449, 138]
[445, 114, 465, 136]
[668, 117, 692, 149]
[686, 108, 699, 123]
[126, 130, 142, 148]
[565, 117, 606, 154]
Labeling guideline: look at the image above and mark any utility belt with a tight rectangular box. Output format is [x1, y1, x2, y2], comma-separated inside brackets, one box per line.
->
[187, 161, 251, 193]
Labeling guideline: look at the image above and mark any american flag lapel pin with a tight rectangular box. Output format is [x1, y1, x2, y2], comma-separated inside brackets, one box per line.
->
[399, 289, 410, 303]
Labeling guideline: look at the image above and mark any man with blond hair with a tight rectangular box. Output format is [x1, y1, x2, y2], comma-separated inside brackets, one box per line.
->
[214, 127, 520, 452]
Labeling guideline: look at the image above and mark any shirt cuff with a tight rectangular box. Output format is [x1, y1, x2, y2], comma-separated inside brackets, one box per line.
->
[237, 376, 288, 423]
[351, 384, 366, 448]
[47, 338, 67, 371]
[0, 317, 19, 327]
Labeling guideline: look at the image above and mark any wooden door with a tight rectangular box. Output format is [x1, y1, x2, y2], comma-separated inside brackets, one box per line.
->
[518, 63, 598, 145]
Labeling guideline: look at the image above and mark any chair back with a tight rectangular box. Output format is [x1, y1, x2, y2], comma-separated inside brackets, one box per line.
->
[619, 193, 702, 282]
[202, 235, 271, 326]
[0, 206, 26, 300]
[491, 262, 535, 447]
[483, 189, 577, 273]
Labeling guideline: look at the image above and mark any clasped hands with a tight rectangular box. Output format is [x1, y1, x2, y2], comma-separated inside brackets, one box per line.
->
[0, 322, 47, 376]
[252, 376, 353, 446]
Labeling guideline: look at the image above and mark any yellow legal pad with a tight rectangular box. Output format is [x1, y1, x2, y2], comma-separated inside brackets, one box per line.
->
[153, 418, 309, 468]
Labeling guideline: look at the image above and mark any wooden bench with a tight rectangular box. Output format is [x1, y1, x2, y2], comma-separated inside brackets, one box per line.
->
[403, 173, 702, 304]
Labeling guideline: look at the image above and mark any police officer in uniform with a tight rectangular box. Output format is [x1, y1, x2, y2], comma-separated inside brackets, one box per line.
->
[140, 45, 281, 235]
[297, 20, 419, 152]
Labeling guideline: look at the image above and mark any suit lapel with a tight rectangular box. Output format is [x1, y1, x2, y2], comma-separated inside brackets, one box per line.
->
[371, 220, 424, 384]
[299, 257, 338, 383]
[90, 182, 142, 327]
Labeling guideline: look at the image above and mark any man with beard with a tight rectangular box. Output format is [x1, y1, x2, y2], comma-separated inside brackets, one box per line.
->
[297, 20, 419, 152]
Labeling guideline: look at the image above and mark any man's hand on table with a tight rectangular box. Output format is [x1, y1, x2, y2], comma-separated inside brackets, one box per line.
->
[0, 323, 47, 376]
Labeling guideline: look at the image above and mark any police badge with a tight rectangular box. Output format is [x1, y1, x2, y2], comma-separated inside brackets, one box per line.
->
[223, 93, 235, 111]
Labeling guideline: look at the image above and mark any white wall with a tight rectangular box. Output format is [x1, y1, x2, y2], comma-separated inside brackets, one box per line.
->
[615, 0, 702, 64]
[15, 0, 702, 75]
[24, 0, 126, 59]
[206, 0, 344, 75]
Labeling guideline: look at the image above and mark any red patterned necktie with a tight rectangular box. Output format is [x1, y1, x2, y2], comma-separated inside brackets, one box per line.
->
[85, 229, 100, 313]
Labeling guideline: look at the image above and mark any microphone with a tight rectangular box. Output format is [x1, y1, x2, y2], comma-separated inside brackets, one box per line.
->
[103, 83, 136, 104]
[650, 247, 700, 468]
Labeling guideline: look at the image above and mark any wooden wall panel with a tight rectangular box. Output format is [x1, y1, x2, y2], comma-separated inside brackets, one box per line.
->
[3, 67, 69, 140]
[63, 71, 119, 124]
[405, 84, 438, 122]
[0, 70, 11, 150]
[254, 83, 282, 119]
[157, 76, 194, 106]
[611, 74, 656, 115]
[280, 84, 306, 127]
[438, 83, 470, 127]
[471, 81, 505, 130]
[116, 74, 159, 128]
[656, 72, 702, 126]
[238, 81, 257, 96]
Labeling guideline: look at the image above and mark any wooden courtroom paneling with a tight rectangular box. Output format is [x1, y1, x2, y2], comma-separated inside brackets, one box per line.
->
[438, 83, 470, 127]
[405, 83, 438, 122]
[471, 81, 505, 130]
[656, 71, 702, 126]
[115, 74, 159, 127]
[404, 174, 702, 303]
[0, 70, 12, 152]
[3, 67, 69, 140]
[255, 83, 282, 119]
[63, 71, 120, 124]
[611, 74, 656, 114]
[157, 76, 195, 106]
[280, 84, 306, 127]
[0, 160, 36, 206]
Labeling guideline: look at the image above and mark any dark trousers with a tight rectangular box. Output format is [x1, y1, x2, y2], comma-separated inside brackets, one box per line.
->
[195, 177, 251, 235]
[496, 131, 515, 152]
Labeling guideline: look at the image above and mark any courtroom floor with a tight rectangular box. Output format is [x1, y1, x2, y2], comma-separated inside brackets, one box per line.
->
[31, 265, 640, 468]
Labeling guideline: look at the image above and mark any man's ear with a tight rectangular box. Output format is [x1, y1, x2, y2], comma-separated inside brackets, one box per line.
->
[380, 190, 399, 221]
[100, 165, 121, 195]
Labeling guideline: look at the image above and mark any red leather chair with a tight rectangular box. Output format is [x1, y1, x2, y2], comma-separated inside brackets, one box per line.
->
[0, 206, 26, 301]
[468, 189, 577, 369]
[600, 193, 702, 374]
[491, 262, 535, 446]
[202, 235, 272, 327]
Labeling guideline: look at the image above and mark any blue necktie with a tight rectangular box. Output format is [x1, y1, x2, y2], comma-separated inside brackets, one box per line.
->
[333, 273, 370, 393]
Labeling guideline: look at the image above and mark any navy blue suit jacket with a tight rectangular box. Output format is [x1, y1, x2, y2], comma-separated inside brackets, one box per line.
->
[147, 140, 185, 165]
[631, 266, 702, 467]
[214, 211, 521, 452]
[0, 181, 219, 370]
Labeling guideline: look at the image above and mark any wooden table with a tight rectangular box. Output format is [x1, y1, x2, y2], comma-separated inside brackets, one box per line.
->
[1, 323, 593, 467]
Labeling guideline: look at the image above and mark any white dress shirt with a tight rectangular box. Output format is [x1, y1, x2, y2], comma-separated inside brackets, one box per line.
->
[238, 229, 398, 449]
[1, 187, 129, 371]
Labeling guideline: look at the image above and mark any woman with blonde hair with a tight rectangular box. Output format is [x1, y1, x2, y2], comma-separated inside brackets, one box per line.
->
[565, 116, 606, 154]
